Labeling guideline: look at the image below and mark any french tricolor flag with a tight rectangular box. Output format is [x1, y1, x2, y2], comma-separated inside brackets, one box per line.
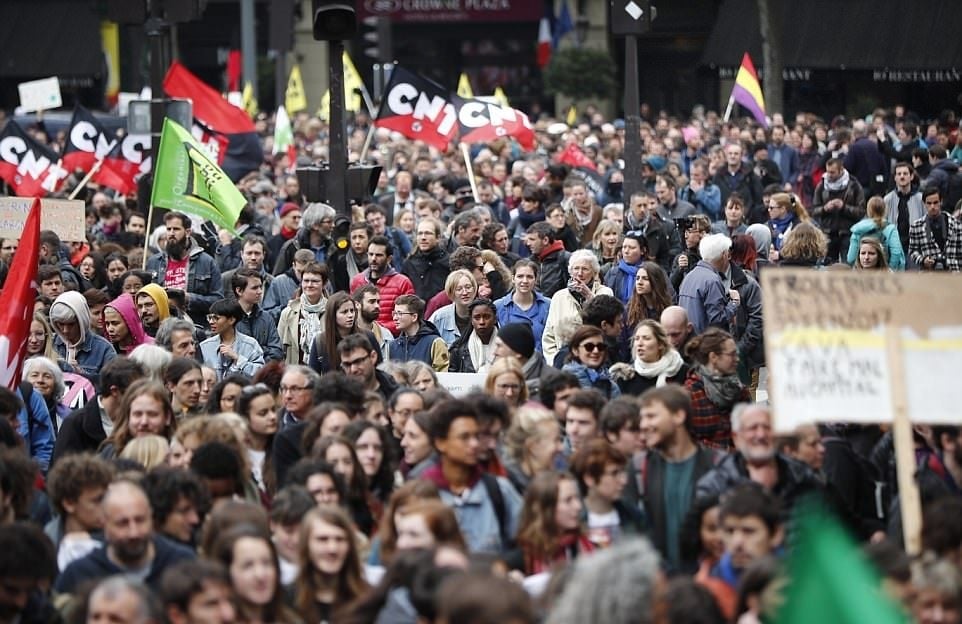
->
[537, 5, 553, 68]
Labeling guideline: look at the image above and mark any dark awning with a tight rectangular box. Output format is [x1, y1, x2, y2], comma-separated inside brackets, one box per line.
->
[0, 1, 104, 79]
[701, 0, 962, 72]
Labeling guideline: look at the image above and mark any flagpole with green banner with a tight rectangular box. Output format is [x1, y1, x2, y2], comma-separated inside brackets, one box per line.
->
[150, 118, 247, 238]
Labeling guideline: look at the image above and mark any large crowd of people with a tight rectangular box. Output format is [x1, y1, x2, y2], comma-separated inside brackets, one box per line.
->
[0, 100, 961, 624]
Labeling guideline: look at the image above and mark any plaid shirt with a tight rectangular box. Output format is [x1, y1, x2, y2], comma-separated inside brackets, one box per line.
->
[908, 214, 962, 270]
[685, 368, 751, 451]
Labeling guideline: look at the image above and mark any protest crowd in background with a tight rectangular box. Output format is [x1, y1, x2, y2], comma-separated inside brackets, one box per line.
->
[1, 90, 962, 624]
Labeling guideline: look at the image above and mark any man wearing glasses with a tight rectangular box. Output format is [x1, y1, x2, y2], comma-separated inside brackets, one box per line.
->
[337, 334, 399, 402]
[389, 295, 450, 372]
[277, 365, 320, 429]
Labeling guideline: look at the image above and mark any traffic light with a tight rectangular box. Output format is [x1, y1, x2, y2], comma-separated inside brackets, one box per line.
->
[362, 16, 393, 63]
[312, 0, 357, 41]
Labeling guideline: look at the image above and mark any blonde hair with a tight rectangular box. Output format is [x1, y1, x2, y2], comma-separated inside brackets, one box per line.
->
[771, 192, 810, 221]
[780, 222, 828, 261]
[483, 358, 529, 403]
[119, 434, 170, 470]
[444, 269, 477, 300]
[591, 218, 623, 253]
[504, 404, 556, 463]
[866, 196, 887, 230]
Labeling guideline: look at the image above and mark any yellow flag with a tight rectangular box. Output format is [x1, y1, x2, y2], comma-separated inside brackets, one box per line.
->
[342, 51, 365, 113]
[242, 81, 258, 118]
[493, 86, 510, 108]
[286, 64, 308, 113]
[457, 73, 474, 99]
[317, 89, 331, 121]
[566, 104, 578, 126]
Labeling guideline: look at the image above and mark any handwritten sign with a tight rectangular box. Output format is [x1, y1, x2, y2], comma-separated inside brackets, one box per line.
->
[18, 77, 62, 113]
[762, 270, 962, 431]
[436, 372, 487, 397]
[0, 197, 85, 241]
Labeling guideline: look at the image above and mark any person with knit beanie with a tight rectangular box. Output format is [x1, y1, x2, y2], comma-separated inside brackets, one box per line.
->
[494, 322, 554, 398]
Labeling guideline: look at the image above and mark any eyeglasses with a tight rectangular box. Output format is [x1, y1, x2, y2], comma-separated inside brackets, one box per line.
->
[206, 314, 222, 323]
[392, 310, 415, 317]
[279, 384, 312, 394]
[495, 383, 521, 392]
[580, 342, 608, 353]
[301, 278, 323, 285]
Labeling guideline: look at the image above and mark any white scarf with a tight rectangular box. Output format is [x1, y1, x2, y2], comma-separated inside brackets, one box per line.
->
[822, 168, 851, 193]
[298, 294, 325, 361]
[633, 348, 685, 386]
[468, 328, 497, 373]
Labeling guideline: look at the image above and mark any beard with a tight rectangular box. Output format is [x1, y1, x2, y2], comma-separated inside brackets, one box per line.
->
[111, 536, 151, 566]
[360, 307, 379, 323]
[166, 237, 188, 259]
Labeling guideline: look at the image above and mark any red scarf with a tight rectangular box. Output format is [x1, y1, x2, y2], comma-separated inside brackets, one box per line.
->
[280, 225, 298, 240]
[525, 530, 595, 574]
[537, 239, 565, 261]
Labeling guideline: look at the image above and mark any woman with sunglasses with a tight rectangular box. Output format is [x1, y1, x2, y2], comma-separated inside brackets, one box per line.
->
[562, 325, 621, 400]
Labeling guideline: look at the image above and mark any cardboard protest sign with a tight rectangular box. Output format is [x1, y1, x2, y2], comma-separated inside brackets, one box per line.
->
[436, 372, 487, 397]
[761, 269, 962, 431]
[0, 197, 85, 241]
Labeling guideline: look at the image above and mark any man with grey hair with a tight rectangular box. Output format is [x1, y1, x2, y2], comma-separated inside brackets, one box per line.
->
[678, 233, 740, 335]
[547, 538, 664, 624]
[272, 202, 336, 275]
[155, 318, 198, 359]
[86, 576, 164, 624]
[695, 404, 821, 513]
[278, 365, 321, 429]
[443, 209, 483, 253]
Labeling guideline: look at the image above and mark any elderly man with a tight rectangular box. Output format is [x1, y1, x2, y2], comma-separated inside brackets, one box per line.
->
[55, 480, 195, 595]
[272, 202, 336, 274]
[678, 234, 740, 335]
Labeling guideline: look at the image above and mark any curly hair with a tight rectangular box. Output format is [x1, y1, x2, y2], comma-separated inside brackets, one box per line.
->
[46, 453, 115, 517]
[779, 221, 827, 262]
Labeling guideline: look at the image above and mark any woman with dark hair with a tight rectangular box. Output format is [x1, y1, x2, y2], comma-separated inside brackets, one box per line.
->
[78, 252, 109, 290]
[204, 374, 252, 414]
[99, 379, 176, 459]
[611, 319, 688, 396]
[163, 356, 204, 420]
[513, 470, 594, 574]
[294, 506, 370, 622]
[400, 411, 435, 480]
[562, 325, 621, 399]
[448, 298, 499, 374]
[796, 130, 821, 206]
[212, 523, 302, 623]
[312, 435, 377, 536]
[730, 234, 759, 277]
[118, 270, 154, 297]
[507, 183, 546, 257]
[712, 193, 749, 237]
[684, 328, 751, 450]
[343, 420, 396, 504]
[104, 253, 129, 297]
[235, 383, 279, 495]
[309, 291, 362, 373]
[624, 261, 673, 333]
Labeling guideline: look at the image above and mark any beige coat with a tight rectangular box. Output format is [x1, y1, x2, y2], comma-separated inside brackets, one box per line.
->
[542, 281, 613, 364]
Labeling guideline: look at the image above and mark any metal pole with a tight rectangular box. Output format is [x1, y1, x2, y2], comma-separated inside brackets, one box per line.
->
[240, 0, 257, 100]
[622, 34, 644, 203]
[275, 53, 287, 113]
[146, 0, 167, 166]
[329, 40, 348, 218]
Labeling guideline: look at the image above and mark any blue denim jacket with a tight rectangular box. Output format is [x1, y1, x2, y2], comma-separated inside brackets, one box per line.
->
[433, 472, 523, 554]
[54, 333, 117, 390]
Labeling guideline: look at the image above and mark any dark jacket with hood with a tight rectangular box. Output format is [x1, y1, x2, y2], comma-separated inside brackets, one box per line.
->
[54, 534, 195, 594]
[236, 304, 285, 361]
[389, 320, 449, 371]
[273, 228, 333, 276]
[52, 397, 106, 464]
[535, 241, 571, 298]
[402, 246, 451, 302]
[695, 452, 822, 514]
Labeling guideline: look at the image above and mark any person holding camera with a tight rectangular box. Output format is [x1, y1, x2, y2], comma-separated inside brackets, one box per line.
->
[670, 214, 712, 292]
[908, 186, 962, 271]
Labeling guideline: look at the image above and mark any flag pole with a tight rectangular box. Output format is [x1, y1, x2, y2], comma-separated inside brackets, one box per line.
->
[460, 142, 480, 202]
[68, 159, 105, 200]
[723, 94, 735, 123]
[359, 124, 376, 164]
[142, 199, 154, 270]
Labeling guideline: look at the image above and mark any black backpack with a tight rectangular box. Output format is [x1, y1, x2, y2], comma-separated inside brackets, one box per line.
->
[944, 170, 962, 215]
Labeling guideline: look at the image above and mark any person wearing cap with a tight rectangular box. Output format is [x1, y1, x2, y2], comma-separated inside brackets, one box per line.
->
[493, 322, 553, 398]
[267, 202, 301, 270]
[136, 284, 171, 338]
[448, 299, 498, 374]
[604, 231, 649, 306]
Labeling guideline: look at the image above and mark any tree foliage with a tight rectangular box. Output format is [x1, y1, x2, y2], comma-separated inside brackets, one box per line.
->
[543, 47, 617, 101]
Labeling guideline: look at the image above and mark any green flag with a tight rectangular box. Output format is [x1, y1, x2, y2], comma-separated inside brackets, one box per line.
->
[150, 118, 246, 235]
[774, 506, 908, 624]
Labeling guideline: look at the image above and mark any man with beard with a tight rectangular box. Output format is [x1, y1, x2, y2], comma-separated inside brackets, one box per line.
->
[695, 404, 821, 515]
[135, 284, 170, 338]
[352, 284, 394, 358]
[145, 212, 222, 326]
[331, 222, 371, 292]
[54, 480, 195, 595]
[351, 235, 414, 335]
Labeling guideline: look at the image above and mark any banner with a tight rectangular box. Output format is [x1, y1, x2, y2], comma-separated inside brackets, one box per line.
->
[151, 118, 247, 235]
[0, 121, 68, 197]
[163, 61, 262, 181]
[453, 94, 536, 150]
[375, 66, 459, 151]
[0, 198, 40, 389]
[61, 106, 136, 193]
[0, 197, 86, 241]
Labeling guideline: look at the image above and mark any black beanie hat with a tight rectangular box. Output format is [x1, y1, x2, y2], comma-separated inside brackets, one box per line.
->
[498, 323, 535, 360]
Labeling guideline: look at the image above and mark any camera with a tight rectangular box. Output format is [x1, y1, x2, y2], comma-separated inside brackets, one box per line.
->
[674, 217, 695, 232]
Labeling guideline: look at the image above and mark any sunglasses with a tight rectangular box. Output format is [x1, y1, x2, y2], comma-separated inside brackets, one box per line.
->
[580, 342, 608, 353]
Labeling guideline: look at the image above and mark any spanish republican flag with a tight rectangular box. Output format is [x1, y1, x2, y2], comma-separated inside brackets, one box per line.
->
[731, 52, 768, 128]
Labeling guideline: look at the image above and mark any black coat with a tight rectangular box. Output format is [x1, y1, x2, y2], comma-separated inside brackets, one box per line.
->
[51, 399, 105, 466]
[402, 246, 450, 302]
[696, 452, 822, 515]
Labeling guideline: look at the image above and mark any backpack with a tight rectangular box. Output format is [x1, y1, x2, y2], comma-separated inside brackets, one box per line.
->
[944, 170, 962, 215]
[480, 472, 512, 550]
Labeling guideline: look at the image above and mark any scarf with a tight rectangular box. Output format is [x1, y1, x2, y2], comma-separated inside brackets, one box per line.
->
[467, 328, 497, 373]
[518, 208, 545, 229]
[526, 530, 594, 575]
[537, 239, 566, 261]
[768, 213, 795, 250]
[696, 364, 745, 409]
[822, 168, 851, 193]
[616, 259, 639, 302]
[298, 294, 325, 361]
[280, 225, 298, 240]
[634, 349, 684, 386]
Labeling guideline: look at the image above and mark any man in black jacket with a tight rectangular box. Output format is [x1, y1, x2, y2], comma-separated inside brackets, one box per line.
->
[636, 386, 722, 571]
[712, 143, 766, 224]
[523, 222, 570, 298]
[337, 334, 399, 402]
[402, 216, 450, 302]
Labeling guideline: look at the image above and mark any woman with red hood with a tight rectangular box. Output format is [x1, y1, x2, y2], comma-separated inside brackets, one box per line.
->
[102, 293, 154, 355]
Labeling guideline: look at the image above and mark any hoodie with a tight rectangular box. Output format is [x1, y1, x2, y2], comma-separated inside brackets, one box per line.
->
[136, 284, 171, 325]
[390, 320, 450, 372]
[51, 292, 116, 388]
[103, 294, 154, 354]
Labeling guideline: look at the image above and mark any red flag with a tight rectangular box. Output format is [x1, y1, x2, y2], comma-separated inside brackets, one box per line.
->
[0, 198, 40, 389]
[102, 133, 152, 195]
[557, 142, 597, 171]
[226, 50, 242, 92]
[375, 66, 459, 151]
[61, 106, 136, 194]
[164, 60, 256, 134]
[0, 122, 68, 197]
[537, 11, 552, 68]
[453, 95, 537, 151]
